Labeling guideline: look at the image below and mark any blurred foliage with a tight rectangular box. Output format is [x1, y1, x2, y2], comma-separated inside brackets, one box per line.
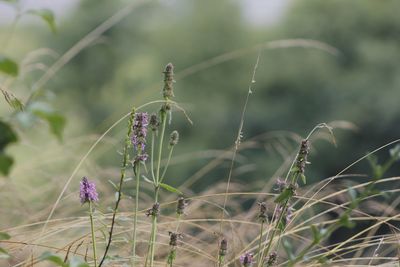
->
[1, 0, 400, 188]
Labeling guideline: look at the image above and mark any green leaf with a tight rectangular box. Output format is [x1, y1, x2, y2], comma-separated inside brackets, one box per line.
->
[27, 9, 56, 33]
[68, 257, 90, 267]
[338, 214, 356, 229]
[159, 183, 182, 195]
[0, 154, 14, 176]
[0, 120, 18, 151]
[311, 225, 321, 243]
[282, 239, 295, 261]
[0, 55, 18, 77]
[1, 88, 24, 111]
[39, 252, 66, 266]
[390, 144, 400, 161]
[0, 247, 10, 259]
[0, 232, 10, 240]
[348, 187, 357, 201]
[31, 104, 66, 141]
[274, 188, 294, 204]
[300, 173, 306, 184]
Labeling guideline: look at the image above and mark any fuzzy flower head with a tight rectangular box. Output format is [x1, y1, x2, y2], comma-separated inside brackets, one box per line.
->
[239, 252, 255, 267]
[131, 112, 149, 153]
[79, 177, 99, 204]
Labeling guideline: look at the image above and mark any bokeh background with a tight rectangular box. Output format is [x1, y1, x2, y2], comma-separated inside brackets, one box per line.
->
[1, 0, 400, 257]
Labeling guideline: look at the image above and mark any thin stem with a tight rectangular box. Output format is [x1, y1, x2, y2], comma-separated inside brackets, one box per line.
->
[132, 164, 141, 267]
[261, 199, 289, 266]
[156, 111, 167, 183]
[160, 146, 174, 183]
[146, 111, 167, 267]
[150, 132, 156, 182]
[89, 201, 98, 267]
[256, 221, 264, 266]
[98, 110, 134, 267]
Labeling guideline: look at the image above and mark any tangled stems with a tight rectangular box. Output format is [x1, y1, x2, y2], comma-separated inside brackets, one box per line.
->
[255, 221, 264, 265]
[88, 201, 98, 267]
[99, 109, 135, 267]
[145, 109, 167, 267]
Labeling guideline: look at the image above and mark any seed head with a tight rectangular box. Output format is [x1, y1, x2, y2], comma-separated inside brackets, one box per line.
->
[239, 252, 255, 267]
[266, 251, 278, 266]
[295, 139, 310, 175]
[145, 202, 160, 217]
[131, 112, 149, 153]
[257, 202, 268, 223]
[168, 231, 183, 247]
[176, 196, 188, 215]
[149, 113, 159, 132]
[219, 238, 228, 257]
[163, 63, 175, 99]
[79, 177, 99, 204]
[169, 130, 179, 146]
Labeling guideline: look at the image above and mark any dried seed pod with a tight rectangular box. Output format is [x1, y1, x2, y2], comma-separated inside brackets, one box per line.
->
[176, 197, 188, 215]
[257, 202, 268, 223]
[145, 202, 160, 217]
[219, 238, 228, 257]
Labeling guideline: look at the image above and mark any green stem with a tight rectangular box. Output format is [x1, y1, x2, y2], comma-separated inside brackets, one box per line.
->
[256, 221, 264, 266]
[89, 201, 98, 267]
[149, 187, 159, 267]
[132, 164, 141, 267]
[151, 132, 156, 182]
[156, 111, 167, 182]
[160, 146, 174, 183]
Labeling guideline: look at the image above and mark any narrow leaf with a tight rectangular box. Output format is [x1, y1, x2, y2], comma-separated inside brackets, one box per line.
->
[0, 232, 11, 240]
[27, 9, 56, 33]
[159, 183, 182, 195]
[0, 247, 10, 259]
[32, 109, 66, 141]
[39, 252, 66, 266]
[0, 55, 18, 76]
[1, 88, 24, 111]
[274, 188, 293, 204]
[0, 153, 14, 176]
[69, 256, 90, 267]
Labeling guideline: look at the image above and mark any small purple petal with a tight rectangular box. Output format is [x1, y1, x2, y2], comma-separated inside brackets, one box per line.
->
[80, 177, 99, 204]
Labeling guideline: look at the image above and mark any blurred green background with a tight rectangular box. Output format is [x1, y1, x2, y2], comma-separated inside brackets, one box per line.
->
[1, 0, 400, 210]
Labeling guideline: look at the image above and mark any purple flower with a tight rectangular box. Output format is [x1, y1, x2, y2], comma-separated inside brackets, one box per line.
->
[80, 177, 99, 204]
[131, 112, 149, 152]
[240, 252, 254, 267]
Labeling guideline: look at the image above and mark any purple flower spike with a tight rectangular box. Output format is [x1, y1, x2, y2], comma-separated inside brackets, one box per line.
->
[80, 177, 99, 204]
[131, 112, 149, 152]
[240, 252, 255, 267]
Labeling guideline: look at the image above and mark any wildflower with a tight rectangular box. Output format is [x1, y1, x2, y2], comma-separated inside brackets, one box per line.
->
[266, 251, 277, 266]
[79, 177, 99, 204]
[176, 196, 188, 215]
[149, 113, 159, 132]
[131, 112, 149, 152]
[274, 178, 287, 193]
[163, 63, 175, 99]
[257, 202, 268, 223]
[239, 252, 254, 267]
[219, 238, 228, 257]
[169, 130, 179, 146]
[145, 202, 160, 217]
[276, 206, 295, 225]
